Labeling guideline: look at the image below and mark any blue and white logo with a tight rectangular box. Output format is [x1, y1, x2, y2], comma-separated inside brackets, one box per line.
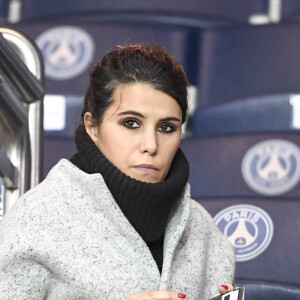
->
[241, 139, 300, 196]
[36, 26, 95, 80]
[214, 205, 274, 262]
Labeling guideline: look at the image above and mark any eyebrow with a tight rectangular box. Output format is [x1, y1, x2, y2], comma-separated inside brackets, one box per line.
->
[117, 110, 181, 122]
[117, 111, 144, 117]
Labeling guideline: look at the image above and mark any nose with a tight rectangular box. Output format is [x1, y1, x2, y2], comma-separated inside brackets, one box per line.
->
[139, 129, 158, 156]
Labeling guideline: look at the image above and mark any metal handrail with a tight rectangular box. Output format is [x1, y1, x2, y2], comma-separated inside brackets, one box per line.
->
[0, 26, 44, 213]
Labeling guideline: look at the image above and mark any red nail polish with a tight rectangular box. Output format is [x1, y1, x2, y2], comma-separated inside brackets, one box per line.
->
[221, 285, 229, 290]
[177, 293, 186, 298]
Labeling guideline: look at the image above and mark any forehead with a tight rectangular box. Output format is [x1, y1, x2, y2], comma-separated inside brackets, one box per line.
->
[110, 83, 182, 117]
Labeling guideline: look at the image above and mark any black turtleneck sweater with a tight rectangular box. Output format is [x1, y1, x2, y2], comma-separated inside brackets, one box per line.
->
[70, 127, 189, 273]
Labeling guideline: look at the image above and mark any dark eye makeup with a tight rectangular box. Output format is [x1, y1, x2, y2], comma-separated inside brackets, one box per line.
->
[157, 123, 176, 133]
[122, 118, 140, 129]
[121, 118, 177, 134]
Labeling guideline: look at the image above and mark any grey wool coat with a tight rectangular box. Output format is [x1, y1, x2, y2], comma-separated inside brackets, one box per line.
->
[0, 159, 235, 300]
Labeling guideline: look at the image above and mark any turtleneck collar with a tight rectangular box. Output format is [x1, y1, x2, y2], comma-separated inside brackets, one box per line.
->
[70, 127, 189, 242]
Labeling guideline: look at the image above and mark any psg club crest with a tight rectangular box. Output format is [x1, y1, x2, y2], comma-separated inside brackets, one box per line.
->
[214, 205, 273, 262]
[36, 26, 95, 80]
[241, 139, 300, 196]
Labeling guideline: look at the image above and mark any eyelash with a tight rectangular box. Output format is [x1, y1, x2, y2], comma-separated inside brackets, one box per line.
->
[121, 118, 177, 134]
[158, 123, 176, 134]
[122, 119, 140, 129]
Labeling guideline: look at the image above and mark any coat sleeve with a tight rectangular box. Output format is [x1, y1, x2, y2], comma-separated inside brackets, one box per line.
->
[0, 198, 54, 300]
[0, 258, 54, 300]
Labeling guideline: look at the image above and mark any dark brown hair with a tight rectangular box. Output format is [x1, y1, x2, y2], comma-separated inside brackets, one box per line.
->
[77, 44, 188, 132]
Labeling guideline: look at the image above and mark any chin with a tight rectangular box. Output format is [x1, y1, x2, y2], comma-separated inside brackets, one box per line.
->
[136, 177, 161, 184]
[131, 173, 163, 184]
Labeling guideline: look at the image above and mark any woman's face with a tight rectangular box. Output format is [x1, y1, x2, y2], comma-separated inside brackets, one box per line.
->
[85, 83, 182, 183]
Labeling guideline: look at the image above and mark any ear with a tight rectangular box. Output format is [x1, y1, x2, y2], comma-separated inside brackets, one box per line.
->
[84, 112, 98, 144]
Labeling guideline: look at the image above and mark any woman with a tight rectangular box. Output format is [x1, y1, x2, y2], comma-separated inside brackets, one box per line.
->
[0, 45, 235, 299]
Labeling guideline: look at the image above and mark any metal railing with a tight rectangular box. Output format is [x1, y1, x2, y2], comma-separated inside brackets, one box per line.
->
[0, 26, 44, 215]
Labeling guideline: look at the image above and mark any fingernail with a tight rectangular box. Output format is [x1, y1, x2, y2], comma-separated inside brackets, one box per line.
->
[221, 285, 229, 290]
[177, 293, 186, 298]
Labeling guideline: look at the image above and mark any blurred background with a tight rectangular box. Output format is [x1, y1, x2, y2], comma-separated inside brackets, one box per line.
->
[1, 0, 300, 299]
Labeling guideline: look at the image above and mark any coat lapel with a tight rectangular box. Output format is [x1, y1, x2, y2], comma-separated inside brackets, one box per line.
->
[160, 184, 191, 287]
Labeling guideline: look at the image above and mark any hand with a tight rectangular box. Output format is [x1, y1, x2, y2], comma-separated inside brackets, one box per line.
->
[126, 288, 186, 300]
[218, 284, 234, 295]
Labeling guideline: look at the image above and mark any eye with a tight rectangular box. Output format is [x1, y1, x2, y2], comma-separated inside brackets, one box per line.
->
[122, 118, 140, 129]
[157, 123, 176, 134]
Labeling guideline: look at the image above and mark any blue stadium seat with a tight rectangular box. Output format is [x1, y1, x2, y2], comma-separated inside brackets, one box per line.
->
[282, 0, 300, 21]
[43, 137, 76, 178]
[180, 132, 300, 287]
[191, 23, 300, 137]
[20, 0, 267, 24]
[196, 23, 300, 109]
[191, 94, 293, 136]
[15, 20, 196, 87]
[0, 0, 9, 20]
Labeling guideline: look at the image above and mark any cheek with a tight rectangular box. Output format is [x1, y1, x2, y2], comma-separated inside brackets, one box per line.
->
[97, 127, 135, 166]
[161, 136, 181, 167]
[97, 123, 123, 149]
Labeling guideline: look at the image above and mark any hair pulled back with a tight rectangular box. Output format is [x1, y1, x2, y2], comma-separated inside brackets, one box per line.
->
[77, 44, 188, 133]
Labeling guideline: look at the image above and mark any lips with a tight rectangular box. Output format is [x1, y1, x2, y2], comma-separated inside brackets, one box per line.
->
[133, 164, 158, 174]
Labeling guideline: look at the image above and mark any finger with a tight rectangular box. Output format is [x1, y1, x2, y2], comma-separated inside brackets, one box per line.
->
[159, 287, 185, 298]
[176, 292, 187, 299]
[219, 284, 234, 294]
[152, 289, 187, 299]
